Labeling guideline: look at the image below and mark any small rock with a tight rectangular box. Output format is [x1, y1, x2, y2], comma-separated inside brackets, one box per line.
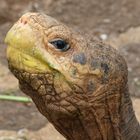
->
[103, 18, 111, 23]
[128, 67, 132, 72]
[17, 129, 28, 140]
[100, 34, 108, 40]
[134, 77, 139, 83]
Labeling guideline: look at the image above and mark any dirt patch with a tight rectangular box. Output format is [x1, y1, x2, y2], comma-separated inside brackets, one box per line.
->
[0, 99, 47, 131]
[0, 123, 65, 140]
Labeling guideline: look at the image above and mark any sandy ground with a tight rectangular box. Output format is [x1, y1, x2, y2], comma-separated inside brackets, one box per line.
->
[0, 0, 140, 139]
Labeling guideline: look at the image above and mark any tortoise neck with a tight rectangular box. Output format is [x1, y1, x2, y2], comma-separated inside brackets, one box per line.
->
[119, 89, 140, 140]
[50, 88, 140, 140]
[52, 98, 140, 140]
[26, 81, 140, 140]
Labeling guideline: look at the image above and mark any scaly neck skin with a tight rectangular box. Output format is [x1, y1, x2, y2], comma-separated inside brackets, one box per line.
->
[19, 74, 139, 140]
[48, 88, 140, 140]
[120, 88, 140, 140]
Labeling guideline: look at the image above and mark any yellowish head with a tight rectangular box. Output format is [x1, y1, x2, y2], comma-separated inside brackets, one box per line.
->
[5, 13, 92, 85]
[5, 13, 127, 113]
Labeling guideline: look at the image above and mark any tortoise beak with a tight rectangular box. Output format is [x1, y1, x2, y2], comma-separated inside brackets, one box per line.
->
[5, 14, 50, 73]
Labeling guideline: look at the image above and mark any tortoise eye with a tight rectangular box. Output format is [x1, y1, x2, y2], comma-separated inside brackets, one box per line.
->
[49, 39, 70, 52]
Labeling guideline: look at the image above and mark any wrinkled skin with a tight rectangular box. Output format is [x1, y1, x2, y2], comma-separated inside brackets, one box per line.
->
[5, 13, 140, 140]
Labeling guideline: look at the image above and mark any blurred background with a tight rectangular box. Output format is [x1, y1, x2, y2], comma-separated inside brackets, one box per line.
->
[0, 0, 140, 140]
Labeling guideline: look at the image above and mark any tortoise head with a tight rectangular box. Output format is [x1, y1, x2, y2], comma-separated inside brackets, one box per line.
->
[5, 13, 128, 116]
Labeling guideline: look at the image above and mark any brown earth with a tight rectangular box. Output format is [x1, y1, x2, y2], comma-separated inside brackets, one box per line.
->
[0, 0, 140, 139]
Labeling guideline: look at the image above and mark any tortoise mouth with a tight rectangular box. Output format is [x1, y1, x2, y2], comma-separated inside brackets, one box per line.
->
[7, 46, 52, 73]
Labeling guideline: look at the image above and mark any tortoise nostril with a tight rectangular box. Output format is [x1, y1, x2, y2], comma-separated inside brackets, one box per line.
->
[20, 17, 28, 25]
